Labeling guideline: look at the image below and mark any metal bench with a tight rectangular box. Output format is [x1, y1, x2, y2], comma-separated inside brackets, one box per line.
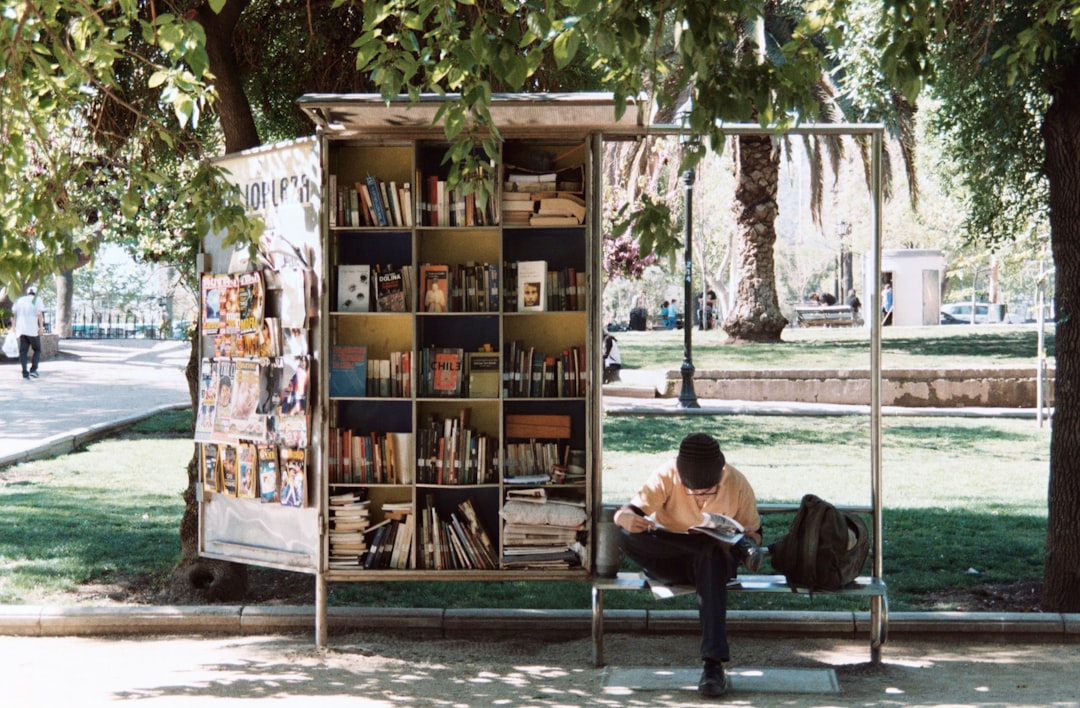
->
[794, 304, 856, 327]
[591, 504, 888, 667]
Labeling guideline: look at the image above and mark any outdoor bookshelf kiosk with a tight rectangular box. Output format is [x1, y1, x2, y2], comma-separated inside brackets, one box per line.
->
[195, 96, 887, 660]
[196, 94, 636, 646]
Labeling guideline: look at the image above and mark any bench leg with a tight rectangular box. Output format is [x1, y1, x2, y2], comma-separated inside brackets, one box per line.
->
[592, 586, 605, 667]
[869, 594, 889, 666]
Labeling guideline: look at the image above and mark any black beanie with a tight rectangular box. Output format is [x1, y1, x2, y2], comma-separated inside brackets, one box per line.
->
[676, 433, 725, 489]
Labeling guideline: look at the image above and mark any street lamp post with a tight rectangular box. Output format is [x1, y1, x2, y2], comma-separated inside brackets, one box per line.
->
[678, 132, 700, 409]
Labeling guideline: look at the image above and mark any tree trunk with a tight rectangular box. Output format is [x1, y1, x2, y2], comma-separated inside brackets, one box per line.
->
[197, 0, 260, 154]
[1042, 64, 1080, 612]
[721, 135, 788, 342]
[168, 0, 260, 602]
[54, 270, 74, 337]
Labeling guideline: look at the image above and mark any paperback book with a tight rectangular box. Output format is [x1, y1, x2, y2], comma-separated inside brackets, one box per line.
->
[420, 264, 450, 313]
[338, 264, 371, 313]
[375, 268, 407, 312]
[516, 260, 547, 311]
[329, 344, 368, 398]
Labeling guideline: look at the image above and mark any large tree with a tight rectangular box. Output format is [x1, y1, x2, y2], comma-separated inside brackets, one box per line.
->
[874, 0, 1080, 611]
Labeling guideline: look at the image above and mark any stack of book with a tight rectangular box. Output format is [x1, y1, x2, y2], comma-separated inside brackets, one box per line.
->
[499, 489, 585, 570]
[500, 191, 535, 224]
[531, 192, 585, 226]
[328, 493, 371, 568]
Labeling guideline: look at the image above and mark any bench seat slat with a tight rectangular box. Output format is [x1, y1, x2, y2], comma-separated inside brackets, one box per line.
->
[593, 571, 886, 596]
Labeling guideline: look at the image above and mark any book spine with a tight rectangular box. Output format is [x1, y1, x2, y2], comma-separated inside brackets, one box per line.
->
[366, 175, 389, 226]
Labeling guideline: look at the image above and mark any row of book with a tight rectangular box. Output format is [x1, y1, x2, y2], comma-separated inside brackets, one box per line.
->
[503, 341, 587, 399]
[416, 410, 497, 485]
[327, 429, 415, 485]
[330, 174, 415, 228]
[502, 261, 587, 312]
[199, 442, 307, 508]
[338, 260, 585, 315]
[328, 345, 412, 399]
[417, 171, 498, 227]
[420, 496, 498, 570]
[361, 504, 415, 569]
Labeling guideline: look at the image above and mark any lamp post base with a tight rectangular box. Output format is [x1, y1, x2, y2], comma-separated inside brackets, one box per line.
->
[677, 360, 700, 408]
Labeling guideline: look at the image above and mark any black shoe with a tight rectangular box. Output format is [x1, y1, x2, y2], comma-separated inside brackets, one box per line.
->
[732, 536, 762, 573]
[698, 660, 727, 697]
[29, 371, 39, 379]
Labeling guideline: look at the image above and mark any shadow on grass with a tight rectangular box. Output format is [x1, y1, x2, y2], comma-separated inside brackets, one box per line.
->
[0, 484, 179, 600]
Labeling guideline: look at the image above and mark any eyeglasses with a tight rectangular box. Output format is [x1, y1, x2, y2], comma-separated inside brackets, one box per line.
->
[686, 486, 718, 497]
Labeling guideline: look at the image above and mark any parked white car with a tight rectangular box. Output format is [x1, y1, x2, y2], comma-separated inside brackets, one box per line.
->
[940, 301, 995, 324]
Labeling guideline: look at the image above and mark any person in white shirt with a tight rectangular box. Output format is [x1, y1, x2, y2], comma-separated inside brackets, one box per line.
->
[12, 286, 45, 380]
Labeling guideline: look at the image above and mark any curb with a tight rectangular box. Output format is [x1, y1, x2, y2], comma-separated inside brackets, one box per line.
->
[2, 606, 1078, 640]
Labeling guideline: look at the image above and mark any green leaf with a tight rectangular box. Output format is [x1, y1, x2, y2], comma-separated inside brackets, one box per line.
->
[553, 30, 580, 68]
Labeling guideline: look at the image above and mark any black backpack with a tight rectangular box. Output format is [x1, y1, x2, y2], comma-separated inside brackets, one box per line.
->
[768, 494, 870, 591]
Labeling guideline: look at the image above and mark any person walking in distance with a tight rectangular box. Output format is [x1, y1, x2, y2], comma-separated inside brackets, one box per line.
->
[12, 285, 45, 380]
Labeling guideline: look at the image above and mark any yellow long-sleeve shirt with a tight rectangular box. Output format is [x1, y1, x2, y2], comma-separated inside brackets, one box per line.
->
[628, 460, 761, 544]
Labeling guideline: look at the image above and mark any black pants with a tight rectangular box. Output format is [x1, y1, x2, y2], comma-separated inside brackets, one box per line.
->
[617, 528, 738, 662]
[19, 334, 41, 376]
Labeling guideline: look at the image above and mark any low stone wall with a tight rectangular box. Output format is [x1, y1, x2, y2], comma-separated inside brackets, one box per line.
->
[659, 367, 1055, 408]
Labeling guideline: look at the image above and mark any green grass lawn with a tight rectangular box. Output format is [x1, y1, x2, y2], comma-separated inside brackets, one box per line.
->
[0, 328, 1054, 611]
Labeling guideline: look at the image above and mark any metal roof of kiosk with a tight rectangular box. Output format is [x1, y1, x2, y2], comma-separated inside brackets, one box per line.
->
[296, 93, 885, 656]
[297, 92, 643, 137]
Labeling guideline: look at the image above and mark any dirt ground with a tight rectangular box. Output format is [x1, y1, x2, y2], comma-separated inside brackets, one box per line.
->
[5, 630, 1079, 706]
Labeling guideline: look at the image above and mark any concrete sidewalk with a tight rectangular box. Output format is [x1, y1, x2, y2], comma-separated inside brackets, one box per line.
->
[1, 338, 191, 467]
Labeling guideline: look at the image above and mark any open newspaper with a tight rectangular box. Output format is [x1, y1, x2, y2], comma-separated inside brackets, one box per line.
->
[688, 512, 745, 546]
[652, 511, 745, 546]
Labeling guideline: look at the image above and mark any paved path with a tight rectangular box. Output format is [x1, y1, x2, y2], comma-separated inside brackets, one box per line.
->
[1, 338, 191, 467]
[4, 632, 1080, 706]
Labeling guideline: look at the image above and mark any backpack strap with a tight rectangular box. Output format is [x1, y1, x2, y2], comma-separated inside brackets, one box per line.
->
[795, 494, 828, 590]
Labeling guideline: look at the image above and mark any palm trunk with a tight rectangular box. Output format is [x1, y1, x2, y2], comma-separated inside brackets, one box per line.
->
[721, 135, 788, 342]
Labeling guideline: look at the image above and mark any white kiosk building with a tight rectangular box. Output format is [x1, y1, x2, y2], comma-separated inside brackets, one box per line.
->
[864, 248, 946, 327]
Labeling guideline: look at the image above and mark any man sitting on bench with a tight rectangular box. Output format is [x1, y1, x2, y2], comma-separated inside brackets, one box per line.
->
[613, 433, 762, 698]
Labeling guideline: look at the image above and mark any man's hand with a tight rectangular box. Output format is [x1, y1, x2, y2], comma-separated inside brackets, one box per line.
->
[614, 505, 656, 533]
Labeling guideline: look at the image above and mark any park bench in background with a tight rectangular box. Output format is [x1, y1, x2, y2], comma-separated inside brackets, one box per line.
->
[794, 304, 857, 327]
